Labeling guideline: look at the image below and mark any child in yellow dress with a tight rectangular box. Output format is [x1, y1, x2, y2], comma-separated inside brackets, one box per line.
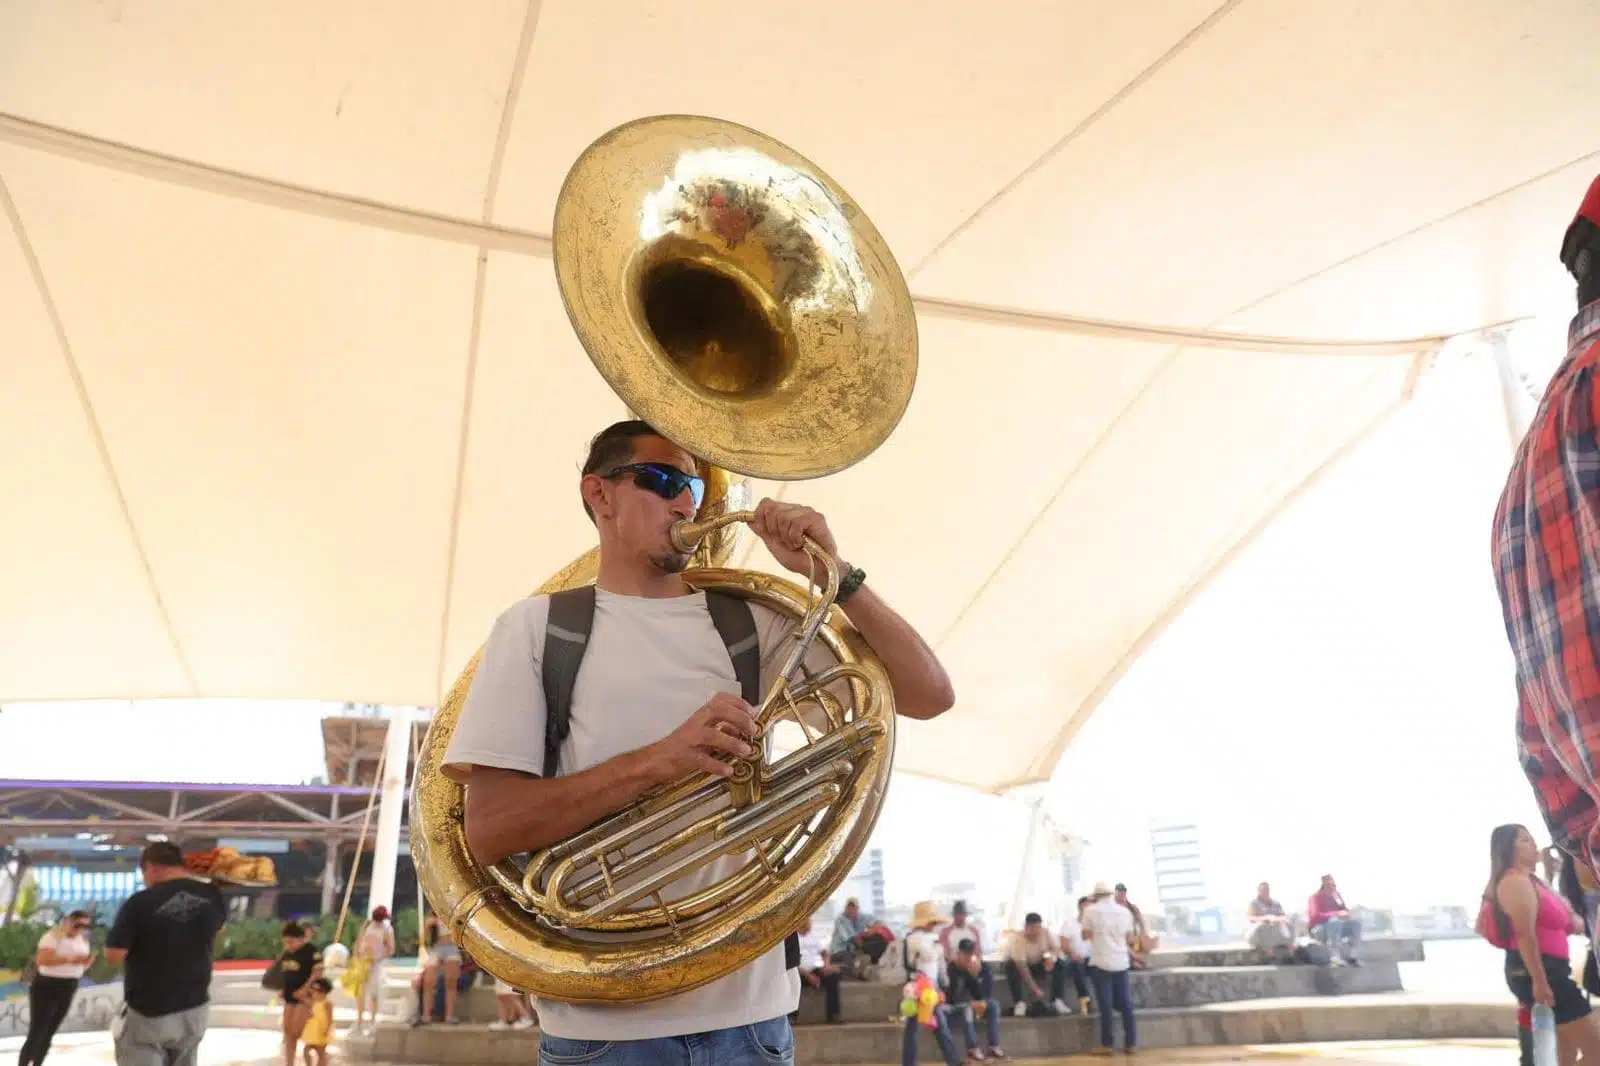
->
[300, 979, 335, 1066]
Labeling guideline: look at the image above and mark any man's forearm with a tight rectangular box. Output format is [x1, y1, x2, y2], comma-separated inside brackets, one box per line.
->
[837, 577, 955, 720]
[465, 749, 664, 865]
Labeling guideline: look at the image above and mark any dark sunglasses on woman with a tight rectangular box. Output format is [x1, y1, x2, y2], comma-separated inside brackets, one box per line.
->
[603, 462, 705, 509]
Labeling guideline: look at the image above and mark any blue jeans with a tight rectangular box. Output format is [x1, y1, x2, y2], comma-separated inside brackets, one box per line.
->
[901, 1006, 961, 1066]
[953, 998, 1001, 1053]
[1092, 967, 1136, 1050]
[537, 1016, 794, 1065]
[1313, 918, 1362, 960]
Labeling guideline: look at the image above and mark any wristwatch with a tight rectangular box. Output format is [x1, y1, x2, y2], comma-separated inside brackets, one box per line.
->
[836, 565, 867, 604]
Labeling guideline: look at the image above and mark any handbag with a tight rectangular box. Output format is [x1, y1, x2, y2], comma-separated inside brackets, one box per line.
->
[261, 956, 286, 991]
[339, 955, 371, 998]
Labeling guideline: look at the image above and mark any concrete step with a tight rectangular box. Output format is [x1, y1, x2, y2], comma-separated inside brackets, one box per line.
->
[403, 960, 1402, 1026]
[790, 961, 1403, 1025]
[208, 975, 416, 1008]
[1145, 936, 1425, 969]
[207, 1003, 285, 1031]
[345, 996, 1515, 1065]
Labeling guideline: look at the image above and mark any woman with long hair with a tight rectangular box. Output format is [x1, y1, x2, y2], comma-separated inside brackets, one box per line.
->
[415, 914, 461, 1025]
[353, 905, 395, 1035]
[1481, 824, 1600, 1063]
[19, 909, 94, 1066]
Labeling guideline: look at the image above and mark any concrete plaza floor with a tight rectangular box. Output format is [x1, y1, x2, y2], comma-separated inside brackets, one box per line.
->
[0, 1029, 1523, 1066]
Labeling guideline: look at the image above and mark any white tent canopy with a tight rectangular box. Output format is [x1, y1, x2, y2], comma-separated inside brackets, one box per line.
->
[2, 1, 1596, 794]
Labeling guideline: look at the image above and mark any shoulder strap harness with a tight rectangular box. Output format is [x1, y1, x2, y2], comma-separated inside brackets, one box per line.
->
[539, 584, 799, 970]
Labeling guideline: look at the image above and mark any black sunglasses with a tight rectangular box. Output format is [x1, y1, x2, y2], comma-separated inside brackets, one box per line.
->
[603, 463, 705, 509]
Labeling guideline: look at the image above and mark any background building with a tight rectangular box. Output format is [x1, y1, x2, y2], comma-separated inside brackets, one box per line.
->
[1150, 819, 1208, 911]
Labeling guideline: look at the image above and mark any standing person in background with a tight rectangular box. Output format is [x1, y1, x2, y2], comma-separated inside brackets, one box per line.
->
[273, 922, 324, 1066]
[416, 914, 462, 1024]
[1113, 885, 1154, 966]
[900, 902, 961, 1066]
[104, 842, 228, 1066]
[353, 906, 395, 1035]
[1083, 882, 1139, 1055]
[18, 909, 94, 1066]
[1480, 823, 1600, 1062]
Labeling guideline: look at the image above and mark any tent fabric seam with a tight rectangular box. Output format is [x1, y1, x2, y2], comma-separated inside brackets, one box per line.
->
[0, 173, 200, 697]
[0, 112, 1483, 358]
[431, 0, 544, 700]
[908, 0, 1246, 280]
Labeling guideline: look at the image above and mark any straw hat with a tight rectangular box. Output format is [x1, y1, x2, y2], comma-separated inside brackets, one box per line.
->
[910, 900, 944, 929]
[1091, 881, 1113, 898]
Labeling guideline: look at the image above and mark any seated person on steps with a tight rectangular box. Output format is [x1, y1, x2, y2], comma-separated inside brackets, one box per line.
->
[1056, 896, 1094, 1014]
[1308, 874, 1362, 965]
[1246, 881, 1295, 960]
[943, 935, 1006, 1061]
[832, 897, 894, 979]
[1003, 912, 1070, 1016]
[794, 917, 842, 1024]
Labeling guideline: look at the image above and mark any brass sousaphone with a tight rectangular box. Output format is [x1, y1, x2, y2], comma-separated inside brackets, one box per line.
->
[410, 115, 918, 1003]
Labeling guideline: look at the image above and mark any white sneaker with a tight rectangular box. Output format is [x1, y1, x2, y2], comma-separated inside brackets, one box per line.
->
[513, 1018, 535, 1030]
[1012, 1002, 1028, 1017]
[1052, 998, 1070, 1015]
[489, 1021, 510, 1031]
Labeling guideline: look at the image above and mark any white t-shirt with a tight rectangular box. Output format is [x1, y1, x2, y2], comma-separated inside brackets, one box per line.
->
[939, 921, 984, 959]
[1059, 915, 1088, 959]
[905, 929, 943, 984]
[797, 929, 827, 971]
[36, 929, 92, 979]
[443, 587, 840, 1041]
[1084, 898, 1135, 973]
[358, 920, 393, 961]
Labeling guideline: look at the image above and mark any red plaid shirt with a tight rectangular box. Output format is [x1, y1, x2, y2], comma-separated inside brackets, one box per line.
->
[1494, 299, 1600, 875]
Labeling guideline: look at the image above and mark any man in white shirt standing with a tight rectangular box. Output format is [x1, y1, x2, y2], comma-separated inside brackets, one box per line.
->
[443, 420, 956, 1066]
[1082, 882, 1139, 1054]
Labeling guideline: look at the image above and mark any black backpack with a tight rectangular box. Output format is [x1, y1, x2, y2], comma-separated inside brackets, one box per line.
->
[540, 584, 798, 971]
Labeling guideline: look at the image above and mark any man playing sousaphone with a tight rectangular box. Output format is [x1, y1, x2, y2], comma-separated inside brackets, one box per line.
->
[442, 419, 955, 1064]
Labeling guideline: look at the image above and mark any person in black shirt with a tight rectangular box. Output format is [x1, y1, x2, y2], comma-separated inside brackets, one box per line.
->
[944, 937, 1005, 1061]
[274, 921, 324, 1066]
[104, 842, 227, 1066]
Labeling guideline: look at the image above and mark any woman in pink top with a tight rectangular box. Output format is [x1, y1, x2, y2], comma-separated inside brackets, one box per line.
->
[1482, 823, 1600, 1063]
